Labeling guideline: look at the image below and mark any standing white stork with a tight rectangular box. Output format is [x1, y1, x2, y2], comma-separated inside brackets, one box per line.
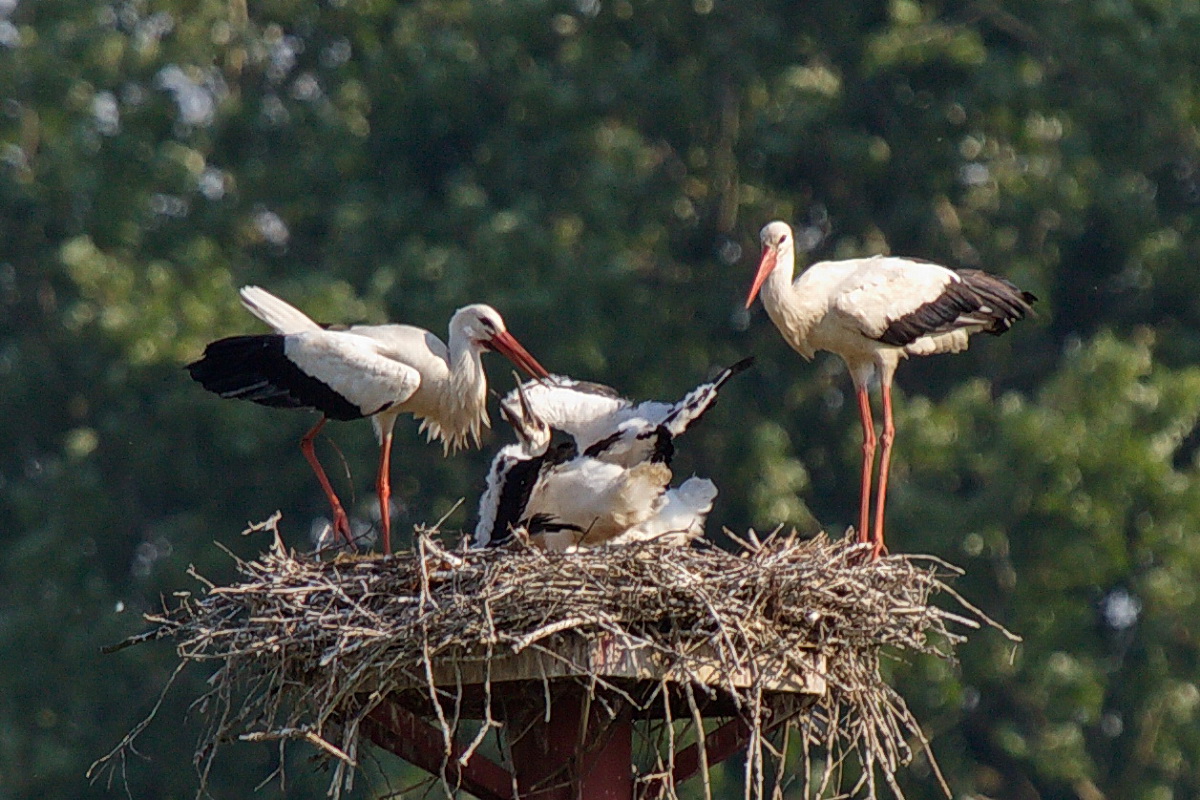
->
[187, 286, 550, 555]
[745, 221, 1036, 559]
[475, 380, 721, 551]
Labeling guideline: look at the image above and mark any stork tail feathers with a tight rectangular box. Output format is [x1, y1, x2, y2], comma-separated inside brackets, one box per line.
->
[239, 286, 322, 334]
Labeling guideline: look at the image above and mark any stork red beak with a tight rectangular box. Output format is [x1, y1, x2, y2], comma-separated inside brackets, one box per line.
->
[489, 331, 550, 379]
[745, 246, 777, 309]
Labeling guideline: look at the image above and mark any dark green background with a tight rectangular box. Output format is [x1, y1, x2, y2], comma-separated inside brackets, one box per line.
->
[4, 0, 1200, 797]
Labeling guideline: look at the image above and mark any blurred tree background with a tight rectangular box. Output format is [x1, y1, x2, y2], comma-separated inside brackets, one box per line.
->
[3, 0, 1200, 797]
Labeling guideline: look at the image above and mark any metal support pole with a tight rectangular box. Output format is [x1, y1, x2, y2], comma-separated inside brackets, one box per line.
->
[508, 687, 633, 800]
[363, 699, 515, 800]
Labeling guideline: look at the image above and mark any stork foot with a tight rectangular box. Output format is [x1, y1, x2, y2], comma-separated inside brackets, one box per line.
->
[844, 531, 887, 565]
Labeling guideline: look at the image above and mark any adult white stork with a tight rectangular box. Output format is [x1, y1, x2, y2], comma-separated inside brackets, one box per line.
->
[746, 220, 1036, 559]
[187, 286, 550, 555]
[474, 381, 719, 551]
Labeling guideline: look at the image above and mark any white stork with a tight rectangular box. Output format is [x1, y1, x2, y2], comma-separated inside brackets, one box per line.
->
[502, 357, 754, 467]
[474, 380, 720, 551]
[746, 220, 1036, 559]
[187, 286, 549, 555]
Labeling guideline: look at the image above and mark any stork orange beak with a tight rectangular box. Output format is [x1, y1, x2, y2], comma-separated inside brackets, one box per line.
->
[489, 331, 550, 379]
[745, 246, 777, 309]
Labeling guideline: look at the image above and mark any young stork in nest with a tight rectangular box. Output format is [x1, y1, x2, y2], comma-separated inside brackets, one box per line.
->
[187, 286, 549, 555]
[474, 360, 750, 550]
[745, 220, 1036, 558]
[501, 356, 754, 467]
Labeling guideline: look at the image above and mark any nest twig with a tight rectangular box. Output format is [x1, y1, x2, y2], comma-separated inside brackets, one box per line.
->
[91, 518, 1016, 799]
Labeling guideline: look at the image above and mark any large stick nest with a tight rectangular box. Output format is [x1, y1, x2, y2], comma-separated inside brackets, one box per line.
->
[94, 518, 1012, 799]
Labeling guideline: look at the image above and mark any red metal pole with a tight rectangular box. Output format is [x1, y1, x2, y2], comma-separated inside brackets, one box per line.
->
[637, 718, 751, 799]
[508, 688, 633, 800]
[362, 699, 515, 800]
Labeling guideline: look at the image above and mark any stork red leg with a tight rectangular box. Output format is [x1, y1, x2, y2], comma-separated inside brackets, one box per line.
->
[871, 377, 897, 560]
[375, 427, 394, 555]
[855, 384, 877, 546]
[300, 417, 354, 547]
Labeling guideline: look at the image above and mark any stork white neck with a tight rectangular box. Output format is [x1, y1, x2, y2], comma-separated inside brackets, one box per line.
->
[422, 324, 491, 452]
[757, 231, 825, 360]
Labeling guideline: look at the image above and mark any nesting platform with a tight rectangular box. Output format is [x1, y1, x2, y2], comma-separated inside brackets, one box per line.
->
[94, 521, 1006, 799]
[365, 637, 826, 800]
[384, 633, 825, 715]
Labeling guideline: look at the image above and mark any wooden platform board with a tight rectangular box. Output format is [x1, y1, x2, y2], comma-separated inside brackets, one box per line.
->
[381, 633, 826, 720]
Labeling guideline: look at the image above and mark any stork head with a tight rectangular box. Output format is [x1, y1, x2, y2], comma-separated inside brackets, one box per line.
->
[745, 220, 794, 309]
[499, 378, 552, 454]
[451, 304, 550, 379]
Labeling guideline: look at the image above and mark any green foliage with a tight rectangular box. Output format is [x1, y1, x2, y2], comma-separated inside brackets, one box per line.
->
[893, 331, 1200, 797]
[2, 0, 1200, 797]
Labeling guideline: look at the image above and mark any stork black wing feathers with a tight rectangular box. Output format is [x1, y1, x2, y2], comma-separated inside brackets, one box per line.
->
[485, 440, 577, 547]
[583, 431, 624, 459]
[186, 334, 364, 421]
[524, 514, 586, 535]
[581, 357, 753, 466]
[660, 356, 755, 436]
[638, 425, 675, 465]
[957, 269, 1038, 333]
[877, 270, 1036, 347]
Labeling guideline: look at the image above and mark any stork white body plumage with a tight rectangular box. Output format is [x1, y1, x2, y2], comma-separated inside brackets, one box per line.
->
[189, 286, 549, 554]
[607, 476, 717, 547]
[747, 221, 1036, 558]
[523, 459, 674, 551]
[474, 366, 740, 551]
[476, 455, 714, 551]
